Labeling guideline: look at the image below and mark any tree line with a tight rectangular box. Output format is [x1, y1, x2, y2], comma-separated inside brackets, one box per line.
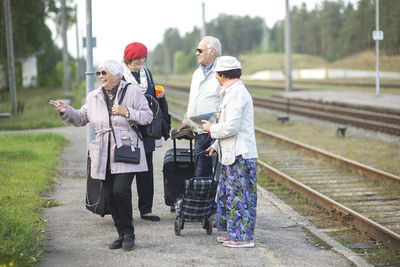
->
[270, 0, 400, 62]
[0, 0, 75, 89]
[1, 0, 399, 89]
[150, 0, 400, 74]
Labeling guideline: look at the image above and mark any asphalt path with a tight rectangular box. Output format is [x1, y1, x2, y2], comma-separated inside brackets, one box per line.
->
[5, 126, 366, 267]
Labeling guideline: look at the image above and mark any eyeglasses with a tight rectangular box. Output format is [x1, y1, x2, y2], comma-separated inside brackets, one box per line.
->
[133, 56, 147, 62]
[196, 48, 212, 54]
[96, 71, 107, 76]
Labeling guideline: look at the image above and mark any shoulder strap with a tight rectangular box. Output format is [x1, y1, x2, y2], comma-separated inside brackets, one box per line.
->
[118, 82, 131, 104]
[110, 82, 142, 143]
[118, 82, 144, 141]
[143, 68, 155, 89]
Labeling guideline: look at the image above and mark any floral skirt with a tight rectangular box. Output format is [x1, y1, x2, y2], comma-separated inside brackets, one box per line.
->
[216, 155, 257, 241]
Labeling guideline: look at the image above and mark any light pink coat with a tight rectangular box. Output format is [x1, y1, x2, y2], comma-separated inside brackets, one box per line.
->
[61, 80, 153, 180]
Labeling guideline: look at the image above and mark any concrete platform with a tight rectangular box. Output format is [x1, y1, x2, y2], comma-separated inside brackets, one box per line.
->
[33, 126, 370, 266]
[280, 90, 400, 115]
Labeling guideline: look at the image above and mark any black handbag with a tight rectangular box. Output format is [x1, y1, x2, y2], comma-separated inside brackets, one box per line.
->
[114, 143, 140, 164]
[85, 152, 111, 216]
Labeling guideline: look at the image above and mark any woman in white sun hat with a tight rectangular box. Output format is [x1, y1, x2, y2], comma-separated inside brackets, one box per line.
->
[202, 56, 258, 248]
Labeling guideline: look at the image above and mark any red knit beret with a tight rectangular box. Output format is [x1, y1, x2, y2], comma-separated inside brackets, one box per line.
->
[124, 42, 148, 60]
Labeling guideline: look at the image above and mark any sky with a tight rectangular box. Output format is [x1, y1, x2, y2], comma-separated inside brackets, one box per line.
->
[48, 0, 357, 65]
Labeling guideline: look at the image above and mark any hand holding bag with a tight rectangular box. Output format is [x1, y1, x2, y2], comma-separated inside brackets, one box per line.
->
[108, 83, 141, 164]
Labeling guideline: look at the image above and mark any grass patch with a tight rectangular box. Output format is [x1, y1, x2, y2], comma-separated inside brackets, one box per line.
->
[328, 51, 400, 73]
[0, 133, 68, 266]
[0, 83, 85, 130]
[239, 53, 327, 74]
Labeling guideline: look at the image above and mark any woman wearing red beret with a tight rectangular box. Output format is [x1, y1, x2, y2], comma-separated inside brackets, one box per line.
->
[122, 42, 171, 222]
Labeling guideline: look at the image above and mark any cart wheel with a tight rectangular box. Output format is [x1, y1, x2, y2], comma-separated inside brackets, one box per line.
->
[174, 219, 181, 236]
[205, 219, 213, 235]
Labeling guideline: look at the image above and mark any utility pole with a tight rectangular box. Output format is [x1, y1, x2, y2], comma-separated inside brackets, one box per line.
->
[201, 1, 206, 38]
[86, 0, 95, 143]
[3, 0, 18, 115]
[375, 0, 381, 97]
[61, 0, 71, 95]
[284, 0, 292, 92]
[163, 39, 170, 79]
[75, 4, 81, 85]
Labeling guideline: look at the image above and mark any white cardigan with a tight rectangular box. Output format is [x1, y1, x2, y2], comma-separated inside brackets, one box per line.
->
[210, 80, 258, 165]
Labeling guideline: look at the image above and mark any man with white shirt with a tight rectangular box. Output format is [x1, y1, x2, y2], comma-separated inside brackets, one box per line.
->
[178, 36, 222, 177]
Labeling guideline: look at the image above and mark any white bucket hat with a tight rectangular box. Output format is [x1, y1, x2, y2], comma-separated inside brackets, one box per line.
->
[214, 56, 242, 72]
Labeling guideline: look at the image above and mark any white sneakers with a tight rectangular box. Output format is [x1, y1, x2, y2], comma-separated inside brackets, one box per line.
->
[216, 235, 230, 243]
[217, 236, 255, 248]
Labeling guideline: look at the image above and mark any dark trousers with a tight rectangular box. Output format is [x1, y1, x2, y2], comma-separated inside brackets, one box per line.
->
[195, 133, 216, 177]
[195, 133, 221, 214]
[103, 170, 135, 236]
[136, 152, 154, 215]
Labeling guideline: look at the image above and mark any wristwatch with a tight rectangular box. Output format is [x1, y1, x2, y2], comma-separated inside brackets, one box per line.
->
[125, 109, 130, 118]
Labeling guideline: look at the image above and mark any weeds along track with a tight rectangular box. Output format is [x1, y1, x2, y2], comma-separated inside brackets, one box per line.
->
[166, 96, 400, 251]
[164, 84, 400, 135]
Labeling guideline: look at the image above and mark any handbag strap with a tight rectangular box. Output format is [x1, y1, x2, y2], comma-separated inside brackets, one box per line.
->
[118, 83, 143, 141]
[143, 67, 155, 89]
[108, 83, 139, 146]
[118, 82, 130, 104]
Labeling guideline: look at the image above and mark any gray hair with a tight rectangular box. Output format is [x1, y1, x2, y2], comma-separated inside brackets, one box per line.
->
[97, 60, 123, 76]
[204, 36, 222, 56]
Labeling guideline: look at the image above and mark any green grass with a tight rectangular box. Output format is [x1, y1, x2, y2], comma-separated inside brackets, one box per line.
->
[0, 83, 86, 130]
[239, 53, 327, 74]
[0, 133, 68, 266]
[328, 50, 400, 72]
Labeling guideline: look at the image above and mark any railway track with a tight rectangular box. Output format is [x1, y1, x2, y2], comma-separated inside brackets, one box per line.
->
[252, 96, 400, 136]
[164, 84, 400, 136]
[167, 98, 400, 252]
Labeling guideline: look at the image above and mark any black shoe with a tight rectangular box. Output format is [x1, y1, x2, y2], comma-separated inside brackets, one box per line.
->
[109, 237, 123, 249]
[122, 234, 135, 250]
[140, 214, 160, 221]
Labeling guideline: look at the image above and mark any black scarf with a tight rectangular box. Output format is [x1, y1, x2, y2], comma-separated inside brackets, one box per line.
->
[102, 84, 119, 113]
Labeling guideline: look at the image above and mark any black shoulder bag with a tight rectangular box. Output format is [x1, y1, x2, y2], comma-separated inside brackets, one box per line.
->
[138, 94, 162, 140]
[85, 152, 111, 217]
[110, 83, 140, 164]
[119, 81, 162, 140]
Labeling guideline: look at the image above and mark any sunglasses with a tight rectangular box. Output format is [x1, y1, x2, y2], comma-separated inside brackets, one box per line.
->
[96, 71, 107, 76]
[196, 48, 212, 54]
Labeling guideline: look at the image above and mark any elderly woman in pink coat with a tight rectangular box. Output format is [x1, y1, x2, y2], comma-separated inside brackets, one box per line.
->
[49, 59, 152, 251]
